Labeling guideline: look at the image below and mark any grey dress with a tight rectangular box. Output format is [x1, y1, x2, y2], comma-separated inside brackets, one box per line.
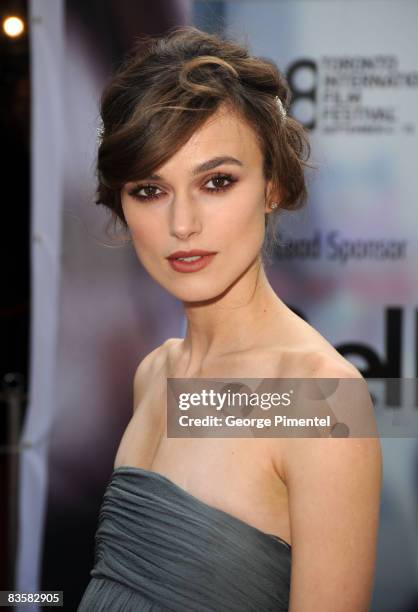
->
[77, 466, 291, 611]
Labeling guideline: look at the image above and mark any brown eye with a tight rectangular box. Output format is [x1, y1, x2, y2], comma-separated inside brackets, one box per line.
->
[128, 184, 164, 201]
[204, 173, 237, 194]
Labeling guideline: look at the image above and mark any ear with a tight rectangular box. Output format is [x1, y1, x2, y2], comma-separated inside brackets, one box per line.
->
[264, 179, 281, 213]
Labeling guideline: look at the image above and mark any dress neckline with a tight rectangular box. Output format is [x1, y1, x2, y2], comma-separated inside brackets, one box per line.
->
[112, 464, 291, 551]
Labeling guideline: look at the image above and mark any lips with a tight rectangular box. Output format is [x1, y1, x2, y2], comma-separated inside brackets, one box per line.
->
[166, 251, 217, 273]
[167, 249, 217, 260]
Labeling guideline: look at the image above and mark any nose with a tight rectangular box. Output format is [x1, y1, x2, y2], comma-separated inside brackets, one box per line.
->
[169, 193, 202, 240]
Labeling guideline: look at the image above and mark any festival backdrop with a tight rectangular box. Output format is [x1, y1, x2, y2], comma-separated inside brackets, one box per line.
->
[223, 2, 418, 610]
[16, 1, 418, 610]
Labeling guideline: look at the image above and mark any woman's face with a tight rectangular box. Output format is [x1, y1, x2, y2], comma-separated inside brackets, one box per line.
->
[121, 104, 275, 303]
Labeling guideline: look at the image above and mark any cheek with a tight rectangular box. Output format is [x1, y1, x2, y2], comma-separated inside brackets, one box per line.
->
[125, 212, 162, 261]
[221, 195, 266, 253]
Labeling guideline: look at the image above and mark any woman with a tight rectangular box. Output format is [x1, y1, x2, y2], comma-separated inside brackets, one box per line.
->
[78, 25, 382, 611]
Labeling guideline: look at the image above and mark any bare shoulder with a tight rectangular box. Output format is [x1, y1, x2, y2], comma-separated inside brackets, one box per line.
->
[271, 345, 369, 468]
[270, 301, 362, 379]
[279, 349, 381, 467]
[132, 338, 180, 413]
[306, 348, 363, 379]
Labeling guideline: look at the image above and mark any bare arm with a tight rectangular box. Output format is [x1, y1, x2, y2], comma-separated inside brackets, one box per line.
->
[282, 366, 382, 611]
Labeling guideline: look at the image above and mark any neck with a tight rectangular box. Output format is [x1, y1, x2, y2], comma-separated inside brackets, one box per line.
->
[180, 255, 285, 373]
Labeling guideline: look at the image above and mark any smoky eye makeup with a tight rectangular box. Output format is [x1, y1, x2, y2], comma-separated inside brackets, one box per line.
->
[126, 172, 239, 203]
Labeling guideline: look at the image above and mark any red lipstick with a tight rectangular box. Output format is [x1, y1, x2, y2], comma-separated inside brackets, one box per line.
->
[166, 249, 217, 273]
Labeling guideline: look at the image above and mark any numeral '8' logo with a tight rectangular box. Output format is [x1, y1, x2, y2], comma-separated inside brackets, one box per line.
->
[286, 59, 318, 130]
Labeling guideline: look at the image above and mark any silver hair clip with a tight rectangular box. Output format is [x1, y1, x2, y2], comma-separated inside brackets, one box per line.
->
[275, 95, 287, 119]
[97, 118, 105, 146]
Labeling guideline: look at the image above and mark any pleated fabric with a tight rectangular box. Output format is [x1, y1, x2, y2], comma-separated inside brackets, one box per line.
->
[77, 466, 291, 611]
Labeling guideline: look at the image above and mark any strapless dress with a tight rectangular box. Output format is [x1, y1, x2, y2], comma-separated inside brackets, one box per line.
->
[77, 465, 291, 611]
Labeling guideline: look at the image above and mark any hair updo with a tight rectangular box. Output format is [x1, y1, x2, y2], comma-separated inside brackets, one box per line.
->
[96, 25, 312, 258]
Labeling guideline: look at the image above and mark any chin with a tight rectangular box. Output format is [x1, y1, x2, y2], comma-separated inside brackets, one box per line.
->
[166, 281, 229, 304]
[164, 267, 251, 304]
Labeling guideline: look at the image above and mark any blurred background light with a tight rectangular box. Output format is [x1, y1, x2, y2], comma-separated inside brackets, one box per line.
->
[2, 16, 25, 38]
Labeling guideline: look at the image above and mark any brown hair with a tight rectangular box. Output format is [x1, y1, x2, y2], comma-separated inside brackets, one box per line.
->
[96, 25, 312, 260]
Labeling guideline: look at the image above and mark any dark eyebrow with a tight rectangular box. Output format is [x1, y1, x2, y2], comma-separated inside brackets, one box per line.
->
[145, 156, 243, 181]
